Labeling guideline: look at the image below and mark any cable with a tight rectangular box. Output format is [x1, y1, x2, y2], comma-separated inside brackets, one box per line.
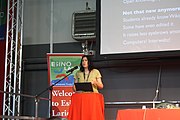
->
[143, 109, 147, 120]
[152, 65, 162, 108]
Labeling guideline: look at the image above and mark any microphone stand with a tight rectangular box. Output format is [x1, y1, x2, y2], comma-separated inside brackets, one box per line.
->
[35, 71, 74, 118]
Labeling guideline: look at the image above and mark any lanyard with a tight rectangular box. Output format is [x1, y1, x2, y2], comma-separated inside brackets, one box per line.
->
[84, 71, 90, 82]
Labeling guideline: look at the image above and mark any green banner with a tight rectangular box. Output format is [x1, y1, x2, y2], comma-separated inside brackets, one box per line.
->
[48, 54, 83, 86]
[0, 0, 6, 25]
[0, 0, 7, 40]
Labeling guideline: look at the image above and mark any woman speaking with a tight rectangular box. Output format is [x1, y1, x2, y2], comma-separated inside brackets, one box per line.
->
[74, 55, 104, 93]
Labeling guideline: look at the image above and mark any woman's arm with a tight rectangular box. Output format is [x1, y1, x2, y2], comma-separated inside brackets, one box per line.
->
[73, 79, 78, 91]
[92, 77, 104, 89]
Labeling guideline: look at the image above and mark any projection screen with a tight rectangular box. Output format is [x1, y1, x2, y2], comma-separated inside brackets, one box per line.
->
[96, 0, 180, 60]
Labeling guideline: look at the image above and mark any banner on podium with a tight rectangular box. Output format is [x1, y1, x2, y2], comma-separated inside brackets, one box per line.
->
[47, 53, 83, 118]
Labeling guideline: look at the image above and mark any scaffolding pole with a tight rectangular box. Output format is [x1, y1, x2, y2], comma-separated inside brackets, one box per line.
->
[3, 0, 24, 118]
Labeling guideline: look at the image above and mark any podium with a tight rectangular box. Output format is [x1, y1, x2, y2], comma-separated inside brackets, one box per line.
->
[116, 109, 180, 120]
[68, 92, 105, 120]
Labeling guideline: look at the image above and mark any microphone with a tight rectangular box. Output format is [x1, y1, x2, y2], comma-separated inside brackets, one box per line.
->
[66, 66, 78, 73]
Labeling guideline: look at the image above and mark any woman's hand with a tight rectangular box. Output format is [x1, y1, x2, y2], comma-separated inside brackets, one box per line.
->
[91, 78, 103, 89]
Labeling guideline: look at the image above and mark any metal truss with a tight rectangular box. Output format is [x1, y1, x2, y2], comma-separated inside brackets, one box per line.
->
[3, 0, 24, 117]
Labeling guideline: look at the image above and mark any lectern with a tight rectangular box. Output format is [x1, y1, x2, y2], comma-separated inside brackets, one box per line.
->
[68, 92, 105, 120]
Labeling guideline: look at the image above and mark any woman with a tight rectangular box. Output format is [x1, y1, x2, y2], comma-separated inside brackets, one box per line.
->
[74, 55, 103, 93]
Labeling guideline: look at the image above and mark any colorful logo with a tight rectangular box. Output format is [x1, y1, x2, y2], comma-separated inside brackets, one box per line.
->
[51, 68, 74, 86]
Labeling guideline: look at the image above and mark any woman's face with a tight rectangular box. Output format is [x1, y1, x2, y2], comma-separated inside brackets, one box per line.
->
[82, 57, 88, 68]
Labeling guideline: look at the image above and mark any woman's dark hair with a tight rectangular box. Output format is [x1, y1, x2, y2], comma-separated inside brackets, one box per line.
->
[80, 55, 94, 72]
